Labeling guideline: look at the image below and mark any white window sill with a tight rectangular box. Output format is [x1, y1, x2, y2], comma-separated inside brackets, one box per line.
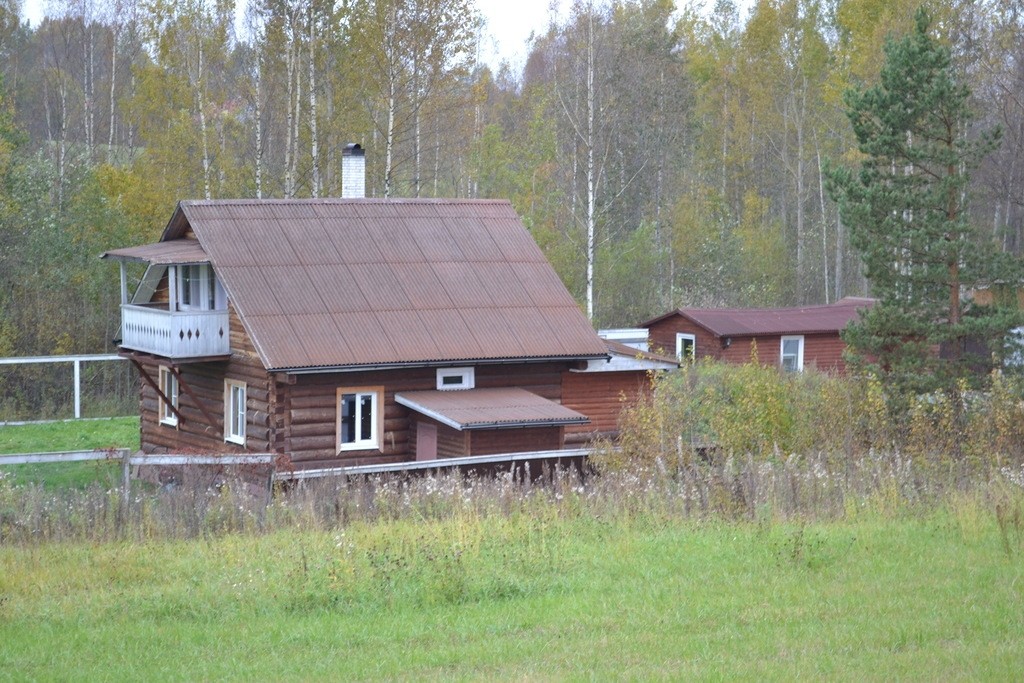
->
[338, 441, 379, 453]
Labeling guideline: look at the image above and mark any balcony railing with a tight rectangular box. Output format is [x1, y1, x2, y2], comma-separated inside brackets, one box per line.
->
[120, 304, 230, 359]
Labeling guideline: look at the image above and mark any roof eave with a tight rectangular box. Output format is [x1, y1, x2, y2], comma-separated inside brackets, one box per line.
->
[273, 354, 610, 375]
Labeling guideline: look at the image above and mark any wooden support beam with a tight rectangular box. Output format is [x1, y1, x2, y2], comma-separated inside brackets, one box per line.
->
[130, 358, 185, 424]
[168, 365, 220, 429]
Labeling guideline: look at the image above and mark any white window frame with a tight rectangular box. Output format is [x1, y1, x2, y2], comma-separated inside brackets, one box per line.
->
[176, 264, 222, 312]
[1006, 327, 1024, 368]
[675, 333, 696, 363]
[158, 366, 178, 426]
[224, 379, 247, 445]
[780, 335, 804, 372]
[436, 366, 475, 391]
[337, 387, 383, 452]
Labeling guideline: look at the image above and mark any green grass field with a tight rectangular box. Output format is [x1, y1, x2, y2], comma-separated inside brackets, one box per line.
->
[0, 417, 139, 488]
[1, 508, 1021, 680]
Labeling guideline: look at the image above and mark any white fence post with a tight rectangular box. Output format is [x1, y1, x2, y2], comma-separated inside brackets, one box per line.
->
[73, 359, 81, 419]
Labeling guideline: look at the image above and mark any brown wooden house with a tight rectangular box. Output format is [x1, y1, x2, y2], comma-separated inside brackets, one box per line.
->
[642, 297, 874, 373]
[103, 197, 668, 469]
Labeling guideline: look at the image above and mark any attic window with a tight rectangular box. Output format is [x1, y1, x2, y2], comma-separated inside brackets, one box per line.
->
[436, 367, 474, 391]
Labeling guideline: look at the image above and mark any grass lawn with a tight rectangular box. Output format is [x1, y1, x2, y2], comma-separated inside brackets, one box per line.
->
[0, 417, 139, 488]
[0, 509, 1021, 680]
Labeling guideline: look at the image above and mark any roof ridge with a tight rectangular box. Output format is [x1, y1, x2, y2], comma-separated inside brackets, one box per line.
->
[681, 300, 867, 315]
[180, 197, 512, 205]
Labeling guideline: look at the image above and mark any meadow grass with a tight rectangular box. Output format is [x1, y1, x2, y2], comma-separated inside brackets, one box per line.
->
[0, 417, 139, 488]
[0, 506, 1021, 680]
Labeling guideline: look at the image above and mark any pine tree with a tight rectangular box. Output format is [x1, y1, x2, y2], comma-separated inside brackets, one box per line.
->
[828, 8, 1020, 397]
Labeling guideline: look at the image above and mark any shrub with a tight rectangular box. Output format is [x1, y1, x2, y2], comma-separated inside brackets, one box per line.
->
[606, 361, 1024, 471]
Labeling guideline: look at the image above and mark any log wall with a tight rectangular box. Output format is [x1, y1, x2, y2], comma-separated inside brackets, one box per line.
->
[562, 370, 653, 438]
[139, 302, 275, 455]
[280, 361, 573, 467]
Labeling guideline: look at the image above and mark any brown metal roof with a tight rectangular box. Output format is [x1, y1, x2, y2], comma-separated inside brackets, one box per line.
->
[150, 199, 607, 371]
[604, 339, 679, 365]
[641, 297, 875, 337]
[101, 239, 210, 265]
[395, 388, 589, 430]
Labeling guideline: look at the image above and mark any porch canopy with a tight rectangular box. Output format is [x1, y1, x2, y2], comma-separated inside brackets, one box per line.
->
[101, 239, 210, 265]
[395, 387, 589, 431]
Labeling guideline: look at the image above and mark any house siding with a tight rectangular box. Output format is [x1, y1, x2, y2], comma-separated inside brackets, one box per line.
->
[803, 333, 848, 373]
[648, 316, 720, 361]
[469, 426, 563, 455]
[647, 313, 849, 373]
[562, 370, 652, 442]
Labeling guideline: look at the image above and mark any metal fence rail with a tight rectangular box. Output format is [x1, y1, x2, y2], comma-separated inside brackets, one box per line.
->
[1, 448, 601, 491]
[0, 450, 276, 494]
[0, 354, 127, 419]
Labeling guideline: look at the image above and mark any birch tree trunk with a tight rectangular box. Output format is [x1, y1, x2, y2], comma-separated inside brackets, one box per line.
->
[585, 9, 595, 321]
[254, 52, 263, 199]
[308, 5, 320, 198]
[196, 41, 211, 200]
[107, 21, 118, 155]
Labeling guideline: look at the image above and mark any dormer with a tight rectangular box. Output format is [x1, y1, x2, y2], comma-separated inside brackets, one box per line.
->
[102, 239, 230, 360]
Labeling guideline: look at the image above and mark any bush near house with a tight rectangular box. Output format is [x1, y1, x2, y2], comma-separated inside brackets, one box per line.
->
[608, 361, 1024, 470]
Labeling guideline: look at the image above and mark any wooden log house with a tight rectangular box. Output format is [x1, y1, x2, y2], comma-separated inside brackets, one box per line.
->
[103, 193, 673, 470]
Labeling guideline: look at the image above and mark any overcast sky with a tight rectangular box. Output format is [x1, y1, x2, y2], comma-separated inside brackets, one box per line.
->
[20, 0, 572, 69]
[477, 0, 570, 69]
[19, 0, 744, 71]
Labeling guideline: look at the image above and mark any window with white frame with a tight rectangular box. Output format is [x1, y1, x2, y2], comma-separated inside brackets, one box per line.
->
[224, 380, 247, 445]
[780, 336, 804, 372]
[337, 387, 382, 452]
[176, 264, 224, 312]
[1006, 327, 1024, 368]
[436, 366, 474, 390]
[158, 367, 178, 426]
[675, 333, 696, 363]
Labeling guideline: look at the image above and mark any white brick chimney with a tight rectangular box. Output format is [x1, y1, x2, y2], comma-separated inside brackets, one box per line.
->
[342, 143, 365, 199]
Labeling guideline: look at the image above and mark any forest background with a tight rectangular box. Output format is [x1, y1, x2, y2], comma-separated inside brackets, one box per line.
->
[0, 0, 1022, 360]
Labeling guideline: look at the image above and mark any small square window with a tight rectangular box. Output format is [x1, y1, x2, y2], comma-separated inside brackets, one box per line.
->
[436, 367, 474, 390]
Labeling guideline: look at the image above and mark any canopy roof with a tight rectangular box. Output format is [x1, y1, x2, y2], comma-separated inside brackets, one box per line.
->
[395, 387, 589, 431]
[102, 239, 210, 265]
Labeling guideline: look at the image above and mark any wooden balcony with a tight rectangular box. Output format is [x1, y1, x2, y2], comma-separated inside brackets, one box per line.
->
[120, 304, 230, 359]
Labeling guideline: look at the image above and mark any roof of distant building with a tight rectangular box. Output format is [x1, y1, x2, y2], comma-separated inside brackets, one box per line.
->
[641, 297, 875, 337]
